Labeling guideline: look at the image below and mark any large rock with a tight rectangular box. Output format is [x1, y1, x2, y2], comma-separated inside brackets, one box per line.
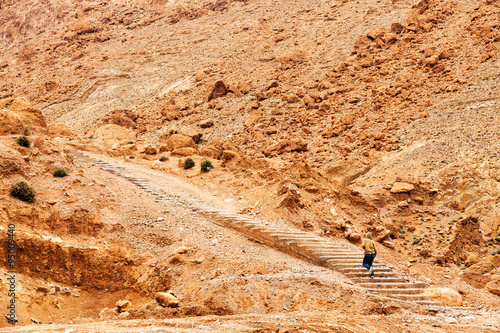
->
[69, 19, 96, 34]
[207, 81, 228, 102]
[177, 126, 202, 143]
[390, 182, 415, 193]
[486, 280, 500, 296]
[48, 123, 73, 137]
[0, 109, 23, 135]
[155, 292, 179, 308]
[424, 287, 462, 306]
[172, 147, 199, 156]
[160, 134, 197, 152]
[0, 98, 47, 134]
[115, 300, 132, 313]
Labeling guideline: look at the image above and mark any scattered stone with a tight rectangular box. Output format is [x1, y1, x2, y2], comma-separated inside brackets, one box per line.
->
[382, 240, 395, 248]
[221, 150, 240, 162]
[98, 307, 118, 320]
[424, 287, 462, 306]
[207, 81, 228, 102]
[390, 182, 415, 193]
[347, 232, 361, 242]
[144, 144, 157, 155]
[200, 118, 214, 128]
[115, 300, 132, 313]
[117, 311, 130, 319]
[375, 228, 391, 242]
[398, 201, 410, 208]
[159, 134, 197, 151]
[171, 147, 199, 156]
[486, 280, 500, 296]
[155, 292, 179, 308]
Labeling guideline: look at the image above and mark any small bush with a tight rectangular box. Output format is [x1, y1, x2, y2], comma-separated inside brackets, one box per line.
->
[53, 168, 68, 177]
[183, 158, 195, 169]
[10, 181, 36, 203]
[201, 160, 213, 173]
[127, 141, 135, 145]
[17, 135, 30, 147]
[159, 156, 168, 162]
[129, 155, 135, 159]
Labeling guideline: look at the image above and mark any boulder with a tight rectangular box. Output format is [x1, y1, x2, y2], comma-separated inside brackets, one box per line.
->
[155, 292, 179, 308]
[0, 98, 47, 134]
[390, 182, 415, 193]
[200, 118, 214, 128]
[160, 134, 197, 151]
[48, 123, 73, 137]
[398, 201, 410, 208]
[221, 150, 240, 162]
[207, 81, 228, 102]
[69, 19, 96, 34]
[177, 126, 202, 143]
[171, 147, 199, 156]
[115, 300, 132, 313]
[424, 287, 462, 306]
[486, 280, 500, 296]
[144, 144, 158, 155]
[375, 229, 391, 242]
[347, 232, 361, 242]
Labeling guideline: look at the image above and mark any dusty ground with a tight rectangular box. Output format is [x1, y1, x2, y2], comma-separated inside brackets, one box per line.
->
[0, 0, 499, 331]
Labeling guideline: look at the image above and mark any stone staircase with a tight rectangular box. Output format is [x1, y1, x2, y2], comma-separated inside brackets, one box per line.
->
[73, 151, 443, 307]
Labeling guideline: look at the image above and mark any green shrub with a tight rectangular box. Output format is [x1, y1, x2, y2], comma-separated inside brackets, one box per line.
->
[200, 160, 213, 173]
[16, 135, 30, 147]
[53, 168, 68, 177]
[127, 141, 135, 145]
[10, 181, 36, 203]
[183, 158, 195, 169]
[159, 156, 168, 162]
[129, 155, 135, 159]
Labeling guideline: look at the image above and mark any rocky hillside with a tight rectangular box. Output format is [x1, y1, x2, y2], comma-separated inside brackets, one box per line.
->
[0, 0, 500, 330]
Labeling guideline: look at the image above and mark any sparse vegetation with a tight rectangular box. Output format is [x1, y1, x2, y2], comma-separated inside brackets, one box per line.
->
[10, 181, 36, 203]
[183, 158, 195, 169]
[412, 237, 422, 245]
[200, 160, 213, 173]
[16, 135, 30, 147]
[53, 168, 68, 177]
[159, 156, 169, 162]
[129, 155, 135, 159]
[127, 141, 135, 145]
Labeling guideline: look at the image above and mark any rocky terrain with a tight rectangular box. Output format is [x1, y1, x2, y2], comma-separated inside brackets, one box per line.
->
[0, 0, 499, 331]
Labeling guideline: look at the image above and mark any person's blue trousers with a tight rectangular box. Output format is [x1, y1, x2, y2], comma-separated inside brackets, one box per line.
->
[363, 254, 375, 276]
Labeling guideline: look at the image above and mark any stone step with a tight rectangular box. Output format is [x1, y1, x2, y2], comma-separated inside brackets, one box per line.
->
[333, 262, 381, 269]
[391, 294, 430, 301]
[367, 288, 425, 295]
[346, 271, 397, 278]
[359, 282, 427, 289]
[352, 277, 406, 283]
[340, 267, 392, 273]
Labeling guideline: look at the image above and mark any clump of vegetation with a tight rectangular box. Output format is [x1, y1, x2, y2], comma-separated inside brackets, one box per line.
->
[53, 168, 68, 177]
[127, 141, 135, 145]
[16, 135, 30, 147]
[129, 155, 135, 159]
[183, 158, 195, 169]
[412, 237, 422, 245]
[159, 156, 169, 162]
[200, 160, 213, 173]
[10, 181, 36, 203]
